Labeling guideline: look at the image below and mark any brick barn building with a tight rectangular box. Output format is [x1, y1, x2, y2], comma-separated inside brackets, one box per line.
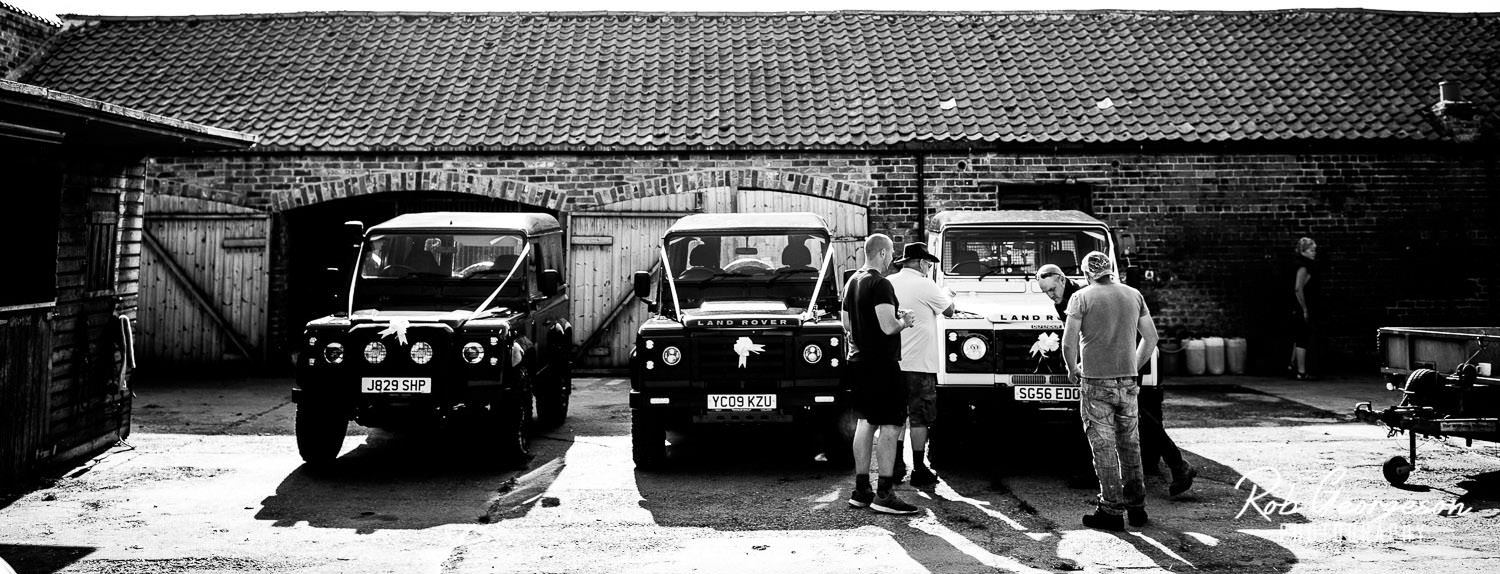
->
[16, 9, 1499, 376]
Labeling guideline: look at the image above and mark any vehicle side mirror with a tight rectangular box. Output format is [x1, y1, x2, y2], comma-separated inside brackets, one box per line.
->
[633, 270, 653, 301]
[343, 220, 364, 247]
[539, 269, 562, 296]
[325, 266, 347, 316]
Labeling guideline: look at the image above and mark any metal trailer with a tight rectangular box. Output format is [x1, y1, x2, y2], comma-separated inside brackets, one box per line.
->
[1355, 327, 1500, 485]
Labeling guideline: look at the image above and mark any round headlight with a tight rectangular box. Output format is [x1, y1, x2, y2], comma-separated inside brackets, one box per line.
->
[462, 342, 485, 364]
[803, 344, 823, 364]
[323, 342, 344, 364]
[646, 360, 655, 370]
[961, 336, 989, 361]
[830, 358, 840, 368]
[829, 337, 840, 347]
[410, 341, 434, 365]
[661, 345, 682, 366]
[645, 339, 655, 350]
[364, 341, 387, 364]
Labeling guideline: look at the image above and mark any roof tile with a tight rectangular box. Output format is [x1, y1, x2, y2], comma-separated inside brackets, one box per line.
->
[26, 10, 1500, 150]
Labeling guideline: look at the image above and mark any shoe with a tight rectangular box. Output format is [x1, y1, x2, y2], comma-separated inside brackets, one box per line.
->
[1294, 372, 1316, 381]
[848, 488, 874, 508]
[1127, 507, 1149, 527]
[910, 467, 939, 487]
[1169, 466, 1198, 497]
[871, 492, 921, 515]
[1081, 510, 1125, 532]
[892, 461, 908, 485]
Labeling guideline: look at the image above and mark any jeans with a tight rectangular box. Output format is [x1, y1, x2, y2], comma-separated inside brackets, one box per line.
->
[1081, 377, 1145, 515]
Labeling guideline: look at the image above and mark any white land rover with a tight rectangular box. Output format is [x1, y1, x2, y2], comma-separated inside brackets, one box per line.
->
[924, 211, 1157, 449]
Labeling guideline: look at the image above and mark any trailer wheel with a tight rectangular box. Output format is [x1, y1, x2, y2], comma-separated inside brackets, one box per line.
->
[1382, 456, 1413, 485]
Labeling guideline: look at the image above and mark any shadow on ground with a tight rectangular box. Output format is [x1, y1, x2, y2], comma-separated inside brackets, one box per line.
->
[632, 399, 1309, 573]
[255, 422, 576, 532]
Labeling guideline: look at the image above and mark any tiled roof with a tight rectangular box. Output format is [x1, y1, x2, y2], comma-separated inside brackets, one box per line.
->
[24, 10, 1500, 151]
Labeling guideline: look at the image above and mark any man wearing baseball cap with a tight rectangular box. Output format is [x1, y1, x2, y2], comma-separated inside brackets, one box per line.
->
[887, 242, 955, 487]
[1063, 251, 1159, 531]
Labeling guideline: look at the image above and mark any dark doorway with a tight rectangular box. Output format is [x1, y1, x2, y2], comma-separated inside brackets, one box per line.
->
[275, 191, 553, 359]
[987, 183, 1092, 213]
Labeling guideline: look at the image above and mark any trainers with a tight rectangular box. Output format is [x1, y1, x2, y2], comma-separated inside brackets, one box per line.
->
[910, 467, 939, 487]
[1081, 510, 1125, 532]
[1127, 507, 1149, 527]
[1169, 466, 1198, 497]
[848, 488, 874, 508]
[871, 492, 921, 515]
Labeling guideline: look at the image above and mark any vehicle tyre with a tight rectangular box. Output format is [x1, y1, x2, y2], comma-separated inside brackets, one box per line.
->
[1382, 456, 1413, 485]
[812, 408, 857, 466]
[535, 362, 572, 428]
[631, 408, 666, 469]
[493, 391, 532, 467]
[295, 404, 347, 466]
[929, 400, 971, 469]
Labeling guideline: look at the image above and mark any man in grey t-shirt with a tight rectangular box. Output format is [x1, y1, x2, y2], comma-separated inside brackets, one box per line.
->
[1063, 251, 1159, 532]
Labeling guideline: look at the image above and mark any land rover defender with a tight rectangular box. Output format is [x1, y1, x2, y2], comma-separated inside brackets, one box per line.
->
[293, 212, 573, 466]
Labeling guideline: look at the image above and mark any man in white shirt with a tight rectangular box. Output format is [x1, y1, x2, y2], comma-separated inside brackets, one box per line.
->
[887, 242, 955, 487]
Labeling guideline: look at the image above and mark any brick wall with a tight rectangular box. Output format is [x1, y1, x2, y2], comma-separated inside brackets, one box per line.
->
[148, 148, 1498, 372]
[0, 8, 56, 77]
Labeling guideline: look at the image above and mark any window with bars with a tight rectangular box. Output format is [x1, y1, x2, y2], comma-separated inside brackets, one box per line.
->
[85, 211, 119, 294]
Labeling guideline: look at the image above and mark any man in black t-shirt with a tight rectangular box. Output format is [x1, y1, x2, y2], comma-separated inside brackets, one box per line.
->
[841, 233, 920, 515]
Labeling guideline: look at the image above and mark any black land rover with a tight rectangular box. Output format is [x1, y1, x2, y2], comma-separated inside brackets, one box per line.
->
[293, 212, 573, 466]
[628, 212, 847, 468]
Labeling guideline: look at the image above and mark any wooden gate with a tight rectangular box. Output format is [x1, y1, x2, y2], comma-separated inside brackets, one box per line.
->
[138, 195, 270, 366]
[568, 187, 866, 369]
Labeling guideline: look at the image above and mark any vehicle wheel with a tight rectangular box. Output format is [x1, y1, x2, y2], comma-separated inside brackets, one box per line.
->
[295, 404, 347, 466]
[493, 392, 532, 467]
[535, 364, 572, 428]
[816, 408, 857, 466]
[929, 400, 971, 469]
[1383, 456, 1413, 485]
[631, 408, 666, 469]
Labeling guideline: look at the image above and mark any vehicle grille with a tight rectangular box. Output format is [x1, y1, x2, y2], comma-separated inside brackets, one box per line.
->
[692, 333, 790, 391]
[998, 329, 1067, 375]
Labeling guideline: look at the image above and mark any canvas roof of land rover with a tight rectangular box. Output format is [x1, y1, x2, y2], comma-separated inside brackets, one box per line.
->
[666, 212, 831, 235]
[369, 212, 562, 236]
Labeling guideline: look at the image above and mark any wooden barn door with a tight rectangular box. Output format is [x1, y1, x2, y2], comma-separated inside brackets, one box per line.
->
[138, 195, 269, 367]
[567, 187, 866, 370]
[569, 212, 684, 369]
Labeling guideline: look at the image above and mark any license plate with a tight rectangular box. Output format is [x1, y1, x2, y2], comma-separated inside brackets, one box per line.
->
[1014, 385, 1080, 402]
[1439, 420, 1497, 433]
[708, 394, 777, 411]
[361, 377, 432, 394]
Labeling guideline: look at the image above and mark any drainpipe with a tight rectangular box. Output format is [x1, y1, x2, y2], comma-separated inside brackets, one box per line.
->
[915, 153, 927, 242]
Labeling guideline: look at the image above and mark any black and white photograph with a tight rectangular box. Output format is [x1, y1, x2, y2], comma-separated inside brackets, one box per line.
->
[0, 0, 1495, 571]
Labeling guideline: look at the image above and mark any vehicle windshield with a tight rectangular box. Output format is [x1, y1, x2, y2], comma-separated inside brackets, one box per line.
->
[942, 228, 1109, 278]
[351, 232, 528, 312]
[662, 231, 837, 314]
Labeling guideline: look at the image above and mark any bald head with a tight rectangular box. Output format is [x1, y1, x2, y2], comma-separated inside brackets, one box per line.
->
[1035, 263, 1069, 303]
[864, 233, 894, 270]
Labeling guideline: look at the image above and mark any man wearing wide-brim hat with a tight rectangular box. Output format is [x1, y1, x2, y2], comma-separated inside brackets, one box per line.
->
[886, 242, 955, 487]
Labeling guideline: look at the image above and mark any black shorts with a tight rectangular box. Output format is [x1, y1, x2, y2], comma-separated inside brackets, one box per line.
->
[849, 359, 907, 426]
